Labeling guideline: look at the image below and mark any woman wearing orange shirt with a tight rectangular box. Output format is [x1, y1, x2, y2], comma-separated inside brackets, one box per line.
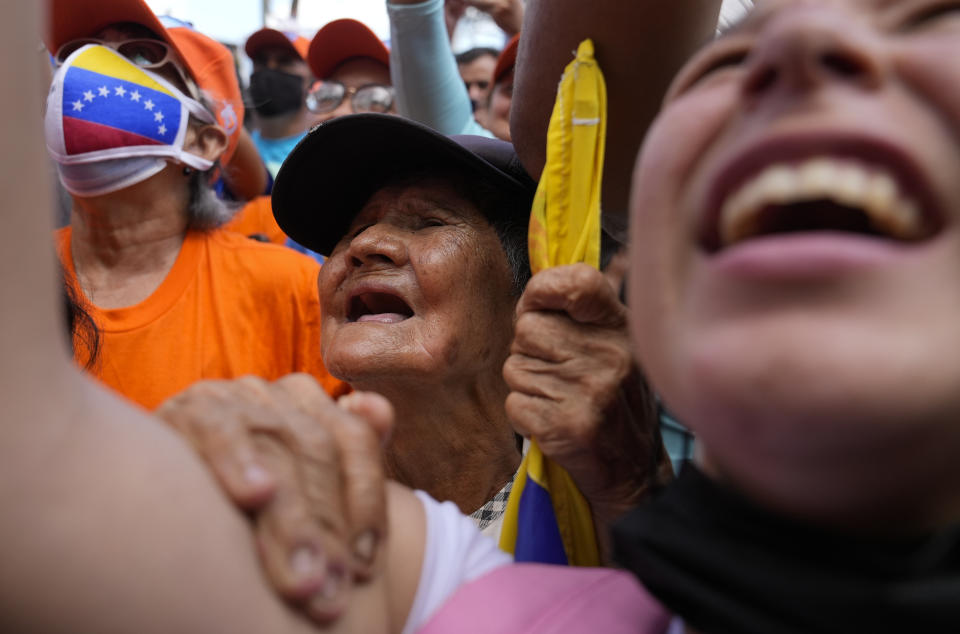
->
[45, 0, 345, 409]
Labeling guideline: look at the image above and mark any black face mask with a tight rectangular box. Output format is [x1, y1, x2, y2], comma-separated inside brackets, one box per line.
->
[249, 68, 304, 118]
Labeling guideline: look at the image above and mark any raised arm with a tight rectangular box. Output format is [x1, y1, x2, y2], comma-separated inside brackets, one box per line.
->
[387, 0, 493, 137]
[0, 5, 417, 632]
[510, 0, 722, 219]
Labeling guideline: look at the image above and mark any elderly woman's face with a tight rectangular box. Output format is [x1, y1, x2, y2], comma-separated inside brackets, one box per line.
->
[629, 0, 960, 504]
[318, 180, 518, 388]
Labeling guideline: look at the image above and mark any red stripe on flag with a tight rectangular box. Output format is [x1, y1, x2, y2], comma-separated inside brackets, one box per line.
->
[63, 116, 165, 156]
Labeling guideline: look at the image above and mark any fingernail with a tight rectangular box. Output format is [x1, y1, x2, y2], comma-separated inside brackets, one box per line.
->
[244, 463, 271, 487]
[353, 531, 376, 564]
[290, 546, 320, 580]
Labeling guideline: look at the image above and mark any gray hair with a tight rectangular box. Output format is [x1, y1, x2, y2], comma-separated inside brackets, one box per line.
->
[185, 167, 238, 231]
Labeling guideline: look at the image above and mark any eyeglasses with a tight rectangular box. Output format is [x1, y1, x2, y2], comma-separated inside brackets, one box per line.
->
[54, 38, 198, 99]
[55, 38, 176, 68]
[305, 81, 395, 115]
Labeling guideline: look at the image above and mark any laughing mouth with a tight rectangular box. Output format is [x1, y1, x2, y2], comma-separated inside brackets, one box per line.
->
[347, 291, 414, 324]
[706, 156, 941, 252]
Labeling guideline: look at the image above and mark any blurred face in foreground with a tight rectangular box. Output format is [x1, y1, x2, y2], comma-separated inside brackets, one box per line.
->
[629, 0, 960, 529]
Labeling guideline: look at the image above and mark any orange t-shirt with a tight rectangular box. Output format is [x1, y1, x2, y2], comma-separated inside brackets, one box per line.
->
[57, 227, 347, 410]
[223, 195, 287, 245]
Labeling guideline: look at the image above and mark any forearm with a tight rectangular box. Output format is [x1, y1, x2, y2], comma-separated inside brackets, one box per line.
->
[511, 0, 722, 214]
[1, 377, 333, 633]
[388, 0, 485, 136]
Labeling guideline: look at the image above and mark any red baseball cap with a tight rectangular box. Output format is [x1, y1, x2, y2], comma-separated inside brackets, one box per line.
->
[45, 0, 245, 165]
[307, 18, 390, 80]
[245, 28, 311, 63]
[493, 34, 520, 86]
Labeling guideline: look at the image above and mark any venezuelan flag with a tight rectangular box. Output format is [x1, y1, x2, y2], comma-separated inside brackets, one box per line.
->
[59, 46, 184, 157]
[500, 39, 606, 567]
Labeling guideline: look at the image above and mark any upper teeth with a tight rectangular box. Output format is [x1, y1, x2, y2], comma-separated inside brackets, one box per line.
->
[719, 157, 924, 246]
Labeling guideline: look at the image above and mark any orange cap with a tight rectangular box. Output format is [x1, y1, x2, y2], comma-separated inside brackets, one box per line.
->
[493, 34, 520, 86]
[245, 28, 311, 63]
[307, 19, 390, 80]
[164, 19, 245, 166]
[45, 0, 245, 166]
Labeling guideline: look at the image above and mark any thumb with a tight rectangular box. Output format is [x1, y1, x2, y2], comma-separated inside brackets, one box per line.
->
[338, 391, 395, 447]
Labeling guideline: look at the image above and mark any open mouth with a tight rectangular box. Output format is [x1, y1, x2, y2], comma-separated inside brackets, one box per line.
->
[347, 291, 414, 324]
[704, 156, 941, 253]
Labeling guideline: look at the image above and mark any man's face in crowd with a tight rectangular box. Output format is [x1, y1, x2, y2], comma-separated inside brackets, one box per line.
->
[251, 46, 311, 83]
[458, 53, 496, 112]
[313, 57, 394, 124]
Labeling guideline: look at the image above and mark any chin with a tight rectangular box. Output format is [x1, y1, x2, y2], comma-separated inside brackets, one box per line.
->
[321, 335, 440, 389]
[645, 311, 960, 446]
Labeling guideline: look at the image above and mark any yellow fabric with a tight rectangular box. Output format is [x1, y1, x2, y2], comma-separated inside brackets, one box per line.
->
[500, 39, 606, 567]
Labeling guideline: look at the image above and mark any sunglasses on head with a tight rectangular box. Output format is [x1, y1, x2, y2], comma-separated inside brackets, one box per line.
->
[305, 80, 395, 115]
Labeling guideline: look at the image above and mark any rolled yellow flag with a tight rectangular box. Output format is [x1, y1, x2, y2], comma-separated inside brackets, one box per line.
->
[500, 38, 606, 567]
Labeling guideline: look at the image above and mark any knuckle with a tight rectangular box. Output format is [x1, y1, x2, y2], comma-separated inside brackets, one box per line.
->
[338, 418, 378, 454]
[502, 355, 523, 385]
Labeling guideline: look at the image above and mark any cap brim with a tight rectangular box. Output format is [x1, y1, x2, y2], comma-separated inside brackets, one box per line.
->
[46, 0, 201, 83]
[308, 19, 390, 79]
[245, 29, 307, 62]
[273, 114, 534, 255]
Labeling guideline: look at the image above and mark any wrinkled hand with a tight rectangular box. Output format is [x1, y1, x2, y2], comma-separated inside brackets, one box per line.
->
[461, 0, 524, 36]
[156, 374, 393, 624]
[503, 255, 669, 527]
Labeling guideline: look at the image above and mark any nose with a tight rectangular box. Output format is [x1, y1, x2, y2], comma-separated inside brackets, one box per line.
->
[346, 223, 408, 269]
[742, 5, 885, 99]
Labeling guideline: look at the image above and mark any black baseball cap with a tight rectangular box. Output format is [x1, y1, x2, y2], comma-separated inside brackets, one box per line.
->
[272, 113, 537, 255]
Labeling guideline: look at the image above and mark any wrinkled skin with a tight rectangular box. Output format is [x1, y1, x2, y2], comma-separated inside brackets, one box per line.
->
[161, 182, 668, 617]
[504, 255, 669, 532]
[157, 375, 393, 624]
[318, 180, 517, 392]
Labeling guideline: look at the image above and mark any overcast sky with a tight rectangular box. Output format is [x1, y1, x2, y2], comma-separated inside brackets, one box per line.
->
[144, 0, 390, 44]
[145, 0, 753, 46]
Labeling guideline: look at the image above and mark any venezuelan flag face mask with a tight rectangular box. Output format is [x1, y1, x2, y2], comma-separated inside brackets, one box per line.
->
[44, 44, 217, 197]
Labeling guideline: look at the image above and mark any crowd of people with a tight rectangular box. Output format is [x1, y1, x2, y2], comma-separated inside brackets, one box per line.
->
[2, 0, 959, 632]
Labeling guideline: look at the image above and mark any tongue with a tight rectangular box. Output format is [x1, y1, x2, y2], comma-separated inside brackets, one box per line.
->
[357, 313, 408, 324]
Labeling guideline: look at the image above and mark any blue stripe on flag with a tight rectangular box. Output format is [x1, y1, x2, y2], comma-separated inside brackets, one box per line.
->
[62, 66, 182, 145]
[513, 477, 568, 565]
